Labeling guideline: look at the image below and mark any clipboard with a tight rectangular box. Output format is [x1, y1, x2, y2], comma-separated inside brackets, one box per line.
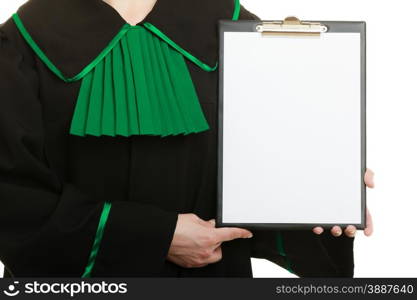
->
[217, 17, 366, 230]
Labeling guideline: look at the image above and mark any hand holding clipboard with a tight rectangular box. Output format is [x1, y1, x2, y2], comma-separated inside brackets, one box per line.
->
[217, 17, 373, 235]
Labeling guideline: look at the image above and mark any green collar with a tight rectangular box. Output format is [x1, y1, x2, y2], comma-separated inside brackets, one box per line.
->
[13, 0, 241, 81]
[11, 0, 241, 137]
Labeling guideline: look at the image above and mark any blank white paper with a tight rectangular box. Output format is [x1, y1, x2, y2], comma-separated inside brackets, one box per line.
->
[222, 32, 362, 224]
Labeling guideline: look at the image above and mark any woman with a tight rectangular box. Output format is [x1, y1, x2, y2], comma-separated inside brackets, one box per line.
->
[0, 0, 374, 277]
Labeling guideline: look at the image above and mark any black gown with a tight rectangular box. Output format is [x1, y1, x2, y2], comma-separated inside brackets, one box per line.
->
[0, 0, 354, 277]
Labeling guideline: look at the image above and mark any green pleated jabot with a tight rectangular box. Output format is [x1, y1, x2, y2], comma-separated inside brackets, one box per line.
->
[71, 26, 209, 137]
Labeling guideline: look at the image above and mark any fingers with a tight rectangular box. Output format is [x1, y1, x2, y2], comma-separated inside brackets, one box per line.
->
[312, 227, 324, 235]
[331, 226, 343, 237]
[205, 246, 223, 264]
[364, 208, 374, 236]
[180, 246, 223, 268]
[194, 246, 223, 267]
[344, 225, 356, 238]
[313, 225, 357, 237]
[364, 168, 375, 188]
[213, 227, 253, 243]
[364, 169, 374, 236]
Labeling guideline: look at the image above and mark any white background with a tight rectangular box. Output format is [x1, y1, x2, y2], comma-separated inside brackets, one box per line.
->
[1, 0, 416, 278]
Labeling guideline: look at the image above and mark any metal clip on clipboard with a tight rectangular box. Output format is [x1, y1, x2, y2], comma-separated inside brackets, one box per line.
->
[256, 16, 328, 36]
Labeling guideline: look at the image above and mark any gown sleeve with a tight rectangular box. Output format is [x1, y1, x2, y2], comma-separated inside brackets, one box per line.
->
[0, 29, 178, 277]
[250, 229, 355, 277]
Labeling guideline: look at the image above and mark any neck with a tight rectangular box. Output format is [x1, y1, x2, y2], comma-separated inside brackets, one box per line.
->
[103, 0, 158, 25]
